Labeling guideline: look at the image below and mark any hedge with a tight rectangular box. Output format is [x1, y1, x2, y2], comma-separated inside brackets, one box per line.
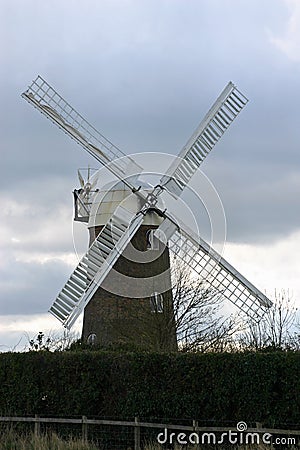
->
[0, 351, 299, 427]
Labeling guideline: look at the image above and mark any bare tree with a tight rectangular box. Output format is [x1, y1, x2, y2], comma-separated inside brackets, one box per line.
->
[89, 256, 239, 352]
[171, 258, 240, 352]
[25, 330, 80, 352]
[237, 290, 299, 351]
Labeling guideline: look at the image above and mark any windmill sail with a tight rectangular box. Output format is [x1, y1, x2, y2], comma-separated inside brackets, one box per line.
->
[160, 82, 248, 197]
[155, 214, 271, 318]
[22, 76, 143, 190]
[49, 206, 144, 329]
[22, 75, 272, 332]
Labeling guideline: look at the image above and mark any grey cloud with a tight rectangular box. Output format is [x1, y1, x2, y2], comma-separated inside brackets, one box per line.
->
[0, 256, 70, 315]
[0, 0, 299, 345]
[1, 199, 89, 256]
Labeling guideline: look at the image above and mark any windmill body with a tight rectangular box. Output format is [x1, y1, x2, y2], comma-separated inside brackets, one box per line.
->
[79, 179, 177, 350]
[22, 76, 273, 350]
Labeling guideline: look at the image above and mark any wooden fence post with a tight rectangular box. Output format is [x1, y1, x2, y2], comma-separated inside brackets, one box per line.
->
[134, 416, 140, 450]
[82, 415, 88, 443]
[34, 414, 40, 439]
[193, 420, 200, 450]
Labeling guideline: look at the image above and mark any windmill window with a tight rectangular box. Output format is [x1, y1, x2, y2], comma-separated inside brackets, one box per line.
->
[150, 292, 164, 313]
[87, 333, 97, 345]
[146, 229, 159, 250]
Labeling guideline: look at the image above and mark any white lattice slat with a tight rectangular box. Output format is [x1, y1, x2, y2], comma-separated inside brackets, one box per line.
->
[22, 76, 143, 191]
[160, 82, 248, 196]
[155, 215, 272, 319]
[49, 206, 144, 328]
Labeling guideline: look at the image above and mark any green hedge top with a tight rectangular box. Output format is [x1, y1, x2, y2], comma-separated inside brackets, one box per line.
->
[0, 351, 299, 427]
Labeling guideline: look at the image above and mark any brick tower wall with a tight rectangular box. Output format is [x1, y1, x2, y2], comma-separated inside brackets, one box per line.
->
[82, 223, 178, 352]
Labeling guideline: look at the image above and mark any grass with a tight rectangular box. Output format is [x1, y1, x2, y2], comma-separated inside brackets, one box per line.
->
[0, 430, 98, 450]
[146, 444, 300, 450]
[0, 432, 298, 449]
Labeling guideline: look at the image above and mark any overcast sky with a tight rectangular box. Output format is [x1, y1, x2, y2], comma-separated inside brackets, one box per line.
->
[0, 0, 299, 350]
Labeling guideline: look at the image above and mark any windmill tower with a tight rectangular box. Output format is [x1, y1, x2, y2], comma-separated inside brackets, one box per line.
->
[74, 175, 177, 350]
[22, 76, 272, 350]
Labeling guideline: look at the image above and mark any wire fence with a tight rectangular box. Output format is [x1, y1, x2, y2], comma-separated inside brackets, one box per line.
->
[0, 416, 299, 449]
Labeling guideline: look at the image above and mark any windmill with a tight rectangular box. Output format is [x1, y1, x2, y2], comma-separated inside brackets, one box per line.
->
[22, 76, 272, 350]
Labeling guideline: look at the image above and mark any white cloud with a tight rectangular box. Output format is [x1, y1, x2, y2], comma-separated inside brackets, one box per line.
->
[269, 0, 300, 61]
[224, 229, 300, 305]
[0, 313, 82, 352]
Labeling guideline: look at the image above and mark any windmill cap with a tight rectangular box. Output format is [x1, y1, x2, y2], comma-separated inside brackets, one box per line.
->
[87, 179, 164, 228]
